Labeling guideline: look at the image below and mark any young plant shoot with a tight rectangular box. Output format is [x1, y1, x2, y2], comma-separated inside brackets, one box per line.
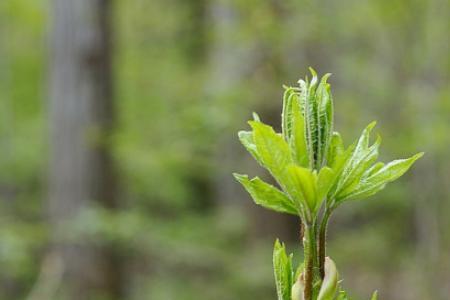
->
[233, 69, 423, 300]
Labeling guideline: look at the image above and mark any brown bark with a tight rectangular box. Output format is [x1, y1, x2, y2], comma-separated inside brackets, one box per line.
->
[48, 0, 121, 299]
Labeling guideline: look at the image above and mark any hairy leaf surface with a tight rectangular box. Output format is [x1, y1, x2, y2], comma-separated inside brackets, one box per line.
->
[287, 165, 318, 214]
[282, 87, 297, 141]
[290, 91, 309, 167]
[327, 132, 344, 168]
[316, 73, 333, 168]
[233, 174, 298, 215]
[273, 240, 293, 300]
[370, 291, 378, 300]
[337, 152, 424, 201]
[249, 121, 293, 183]
[238, 130, 262, 164]
[334, 122, 377, 193]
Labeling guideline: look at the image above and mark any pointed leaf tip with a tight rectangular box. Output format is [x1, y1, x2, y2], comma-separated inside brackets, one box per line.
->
[252, 112, 261, 121]
[336, 151, 424, 202]
[273, 239, 293, 300]
[321, 73, 332, 83]
[308, 67, 317, 77]
[370, 290, 378, 300]
[232, 173, 246, 180]
[237, 131, 263, 164]
[414, 152, 425, 159]
[367, 121, 377, 130]
[234, 174, 298, 215]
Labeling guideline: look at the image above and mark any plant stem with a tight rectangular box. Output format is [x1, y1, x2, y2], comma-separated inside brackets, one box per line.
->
[318, 208, 332, 279]
[303, 224, 315, 300]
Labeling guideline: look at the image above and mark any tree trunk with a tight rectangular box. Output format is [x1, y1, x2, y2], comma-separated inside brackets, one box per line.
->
[48, 0, 121, 299]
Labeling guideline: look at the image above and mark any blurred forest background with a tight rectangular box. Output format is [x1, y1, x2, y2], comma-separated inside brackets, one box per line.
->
[0, 0, 449, 299]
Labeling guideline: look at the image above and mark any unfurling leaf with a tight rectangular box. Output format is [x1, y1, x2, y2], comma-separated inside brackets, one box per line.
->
[286, 165, 318, 216]
[290, 92, 310, 167]
[333, 121, 377, 195]
[291, 273, 305, 300]
[366, 162, 384, 177]
[299, 73, 319, 168]
[370, 290, 378, 300]
[317, 167, 335, 203]
[327, 143, 355, 199]
[238, 131, 262, 165]
[326, 132, 344, 168]
[233, 174, 298, 215]
[335, 290, 349, 300]
[249, 121, 293, 186]
[337, 152, 424, 201]
[316, 73, 333, 168]
[337, 134, 381, 198]
[273, 240, 293, 300]
[317, 257, 338, 300]
[252, 112, 261, 121]
[282, 86, 298, 141]
[234, 70, 423, 299]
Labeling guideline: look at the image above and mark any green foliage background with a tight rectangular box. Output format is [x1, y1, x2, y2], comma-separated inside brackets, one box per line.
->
[0, 0, 449, 299]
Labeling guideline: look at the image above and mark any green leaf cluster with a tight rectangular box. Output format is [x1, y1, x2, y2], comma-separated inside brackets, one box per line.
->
[233, 69, 423, 300]
[234, 69, 422, 223]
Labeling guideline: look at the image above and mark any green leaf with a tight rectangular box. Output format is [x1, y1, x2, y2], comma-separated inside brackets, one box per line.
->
[338, 182, 387, 202]
[290, 91, 310, 167]
[316, 73, 333, 168]
[296, 70, 335, 170]
[370, 291, 378, 300]
[336, 135, 381, 198]
[317, 167, 335, 204]
[365, 162, 384, 177]
[333, 122, 377, 196]
[369, 152, 423, 183]
[234, 71, 425, 299]
[249, 121, 293, 184]
[233, 174, 298, 215]
[327, 132, 344, 168]
[335, 290, 349, 300]
[317, 257, 338, 300]
[337, 152, 424, 201]
[238, 130, 262, 165]
[286, 165, 318, 215]
[273, 240, 293, 300]
[327, 143, 355, 200]
[299, 70, 319, 168]
[282, 86, 297, 141]
[246, 121, 313, 219]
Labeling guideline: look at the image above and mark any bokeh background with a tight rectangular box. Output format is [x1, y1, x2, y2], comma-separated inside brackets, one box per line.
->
[0, 0, 449, 299]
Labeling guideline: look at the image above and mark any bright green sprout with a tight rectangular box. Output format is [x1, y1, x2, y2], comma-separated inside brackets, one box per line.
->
[233, 68, 423, 300]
